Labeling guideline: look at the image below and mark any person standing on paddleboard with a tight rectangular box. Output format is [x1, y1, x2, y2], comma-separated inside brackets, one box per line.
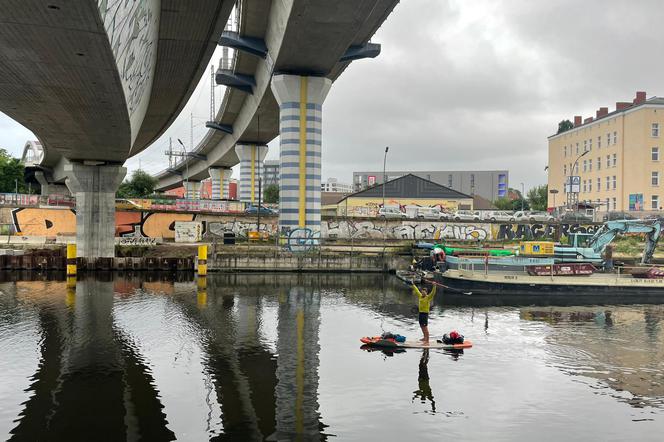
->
[412, 284, 436, 343]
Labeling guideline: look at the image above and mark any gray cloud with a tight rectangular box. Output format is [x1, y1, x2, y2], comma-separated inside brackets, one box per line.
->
[3, 0, 664, 192]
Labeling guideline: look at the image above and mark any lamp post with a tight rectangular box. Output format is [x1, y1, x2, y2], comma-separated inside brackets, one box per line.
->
[257, 176, 262, 235]
[520, 182, 525, 211]
[177, 138, 190, 198]
[568, 150, 589, 210]
[382, 146, 389, 209]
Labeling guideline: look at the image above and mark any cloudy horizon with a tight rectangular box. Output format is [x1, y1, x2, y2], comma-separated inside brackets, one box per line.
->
[2, 0, 664, 193]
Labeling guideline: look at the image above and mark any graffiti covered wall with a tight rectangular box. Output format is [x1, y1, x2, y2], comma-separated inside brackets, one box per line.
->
[6, 208, 602, 242]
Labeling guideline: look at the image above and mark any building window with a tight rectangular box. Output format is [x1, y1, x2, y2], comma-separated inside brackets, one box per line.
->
[589, 138, 592, 150]
[597, 157, 601, 170]
[606, 133, 611, 146]
[652, 195, 659, 210]
[598, 136, 602, 148]
[613, 131, 617, 144]
[606, 155, 611, 168]
[588, 160, 592, 172]
[613, 197, 617, 210]
[583, 180, 587, 192]
[653, 123, 660, 137]
[612, 175, 616, 190]
[606, 198, 610, 211]
[574, 163, 579, 174]
[597, 177, 601, 191]
[563, 165, 567, 175]
[588, 180, 592, 192]
[583, 160, 587, 172]
[564, 146, 567, 157]
[653, 147, 659, 161]
[606, 176, 610, 190]
[653, 171, 660, 186]
[612, 153, 617, 167]
[576, 143, 579, 154]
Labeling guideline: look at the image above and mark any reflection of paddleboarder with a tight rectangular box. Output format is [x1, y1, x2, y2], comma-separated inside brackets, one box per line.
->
[412, 349, 435, 412]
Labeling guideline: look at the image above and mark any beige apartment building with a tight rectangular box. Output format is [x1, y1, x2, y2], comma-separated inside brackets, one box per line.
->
[548, 91, 664, 212]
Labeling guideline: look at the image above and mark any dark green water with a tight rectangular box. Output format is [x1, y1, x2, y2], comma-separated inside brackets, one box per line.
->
[1, 273, 664, 441]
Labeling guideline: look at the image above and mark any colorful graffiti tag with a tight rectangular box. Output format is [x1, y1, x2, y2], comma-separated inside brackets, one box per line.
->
[8, 208, 603, 243]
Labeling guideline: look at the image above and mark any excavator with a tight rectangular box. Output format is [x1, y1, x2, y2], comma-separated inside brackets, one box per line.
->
[555, 219, 663, 265]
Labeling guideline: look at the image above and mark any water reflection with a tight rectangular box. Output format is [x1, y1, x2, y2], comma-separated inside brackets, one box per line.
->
[1, 273, 664, 440]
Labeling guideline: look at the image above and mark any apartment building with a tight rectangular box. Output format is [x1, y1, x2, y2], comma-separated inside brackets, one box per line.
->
[548, 91, 664, 211]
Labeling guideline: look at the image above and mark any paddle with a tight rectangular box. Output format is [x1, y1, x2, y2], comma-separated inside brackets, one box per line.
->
[421, 277, 473, 296]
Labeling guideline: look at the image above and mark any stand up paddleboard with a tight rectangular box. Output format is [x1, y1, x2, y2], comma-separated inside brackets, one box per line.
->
[360, 336, 472, 350]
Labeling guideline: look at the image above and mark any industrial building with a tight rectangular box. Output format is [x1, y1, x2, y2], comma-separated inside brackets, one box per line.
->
[335, 174, 473, 217]
[352, 170, 508, 202]
[548, 91, 664, 212]
[263, 160, 280, 187]
[321, 177, 353, 193]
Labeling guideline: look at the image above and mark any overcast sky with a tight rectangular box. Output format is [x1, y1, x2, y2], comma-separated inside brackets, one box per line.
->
[3, 0, 664, 192]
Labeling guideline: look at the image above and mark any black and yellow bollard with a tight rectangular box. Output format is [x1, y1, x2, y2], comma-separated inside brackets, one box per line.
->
[66, 243, 77, 277]
[197, 245, 208, 276]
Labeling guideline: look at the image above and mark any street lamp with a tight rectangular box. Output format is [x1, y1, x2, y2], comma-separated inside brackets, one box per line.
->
[520, 182, 525, 211]
[568, 150, 589, 209]
[177, 138, 190, 198]
[382, 146, 389, 209]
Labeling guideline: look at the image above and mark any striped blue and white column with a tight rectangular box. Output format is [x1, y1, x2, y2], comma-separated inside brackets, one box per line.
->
[235, 144, 268, 204]
[271, 75, 332, 233]
[208, 167, 233, 200]
[183, 180, 201, 199]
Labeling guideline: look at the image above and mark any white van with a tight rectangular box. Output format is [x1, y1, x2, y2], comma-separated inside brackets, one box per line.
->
[377, 207, 407, 218]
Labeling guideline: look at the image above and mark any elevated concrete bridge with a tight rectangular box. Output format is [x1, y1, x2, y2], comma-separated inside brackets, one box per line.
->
[2, 0, 398, 258]
[155, 0, 399, 234]
[1, 0, 233, 257]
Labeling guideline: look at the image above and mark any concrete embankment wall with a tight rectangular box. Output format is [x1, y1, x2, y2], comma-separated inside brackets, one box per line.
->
[210, 250, 411, 272]
[1, 207, 601, 242]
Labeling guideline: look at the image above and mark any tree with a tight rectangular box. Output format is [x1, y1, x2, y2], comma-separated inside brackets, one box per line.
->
[557, 119, 574, 134]
[0, 149, 29, 193]
[494, 196, 530, 211]
[263, 184, 279, 203]
[527, 184, 548, 211]
[116, 169, 157, 198]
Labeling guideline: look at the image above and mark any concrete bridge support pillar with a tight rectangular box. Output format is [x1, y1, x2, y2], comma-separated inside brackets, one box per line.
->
[209, 167, 233, 200]
[64, 163, 126, 258]
[271, 75, 332, 234]
[235, 144, 267, 204]
[183, 180, 201, 199]
[34, 171, 69, 197]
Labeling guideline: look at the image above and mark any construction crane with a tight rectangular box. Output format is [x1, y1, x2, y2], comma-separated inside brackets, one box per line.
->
[557, 219, 663, 265]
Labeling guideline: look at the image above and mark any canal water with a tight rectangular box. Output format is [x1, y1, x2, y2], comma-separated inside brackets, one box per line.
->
[1, 273, 664, 441]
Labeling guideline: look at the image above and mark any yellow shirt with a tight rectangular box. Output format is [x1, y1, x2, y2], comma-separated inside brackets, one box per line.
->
[412, 285, 436, 313]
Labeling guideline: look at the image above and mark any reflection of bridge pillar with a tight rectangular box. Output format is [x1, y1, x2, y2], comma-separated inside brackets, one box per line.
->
[271, 75, 332, 233]
[65, 163, 126, 258]
[183, 180, 201, 199]
[274, 286, 321, 440]
[235, 144, 267, 204]
[209, 167, 233, 200]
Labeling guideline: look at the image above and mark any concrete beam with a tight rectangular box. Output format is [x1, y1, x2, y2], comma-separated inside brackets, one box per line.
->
[205, 121, 234, 134]
[218, 31, 268, 58]
[339, 43, 381, 62]
[215, 69, 256, 94]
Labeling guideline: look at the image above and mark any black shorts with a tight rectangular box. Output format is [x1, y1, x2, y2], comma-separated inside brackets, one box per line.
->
[418, 312, 429, 327]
